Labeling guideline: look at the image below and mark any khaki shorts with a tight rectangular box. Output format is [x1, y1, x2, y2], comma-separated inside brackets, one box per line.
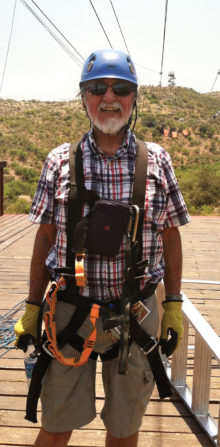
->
[41, 294, 159, 438]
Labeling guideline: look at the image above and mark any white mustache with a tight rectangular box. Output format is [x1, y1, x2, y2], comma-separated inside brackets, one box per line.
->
[98, 102, 123, 112]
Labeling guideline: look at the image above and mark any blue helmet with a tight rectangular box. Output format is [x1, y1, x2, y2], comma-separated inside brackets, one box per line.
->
[80, 49, 138, 87]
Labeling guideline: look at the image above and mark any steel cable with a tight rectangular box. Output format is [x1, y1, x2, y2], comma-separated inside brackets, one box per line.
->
[89, 0, 113, 48]
[0, 0, 17, 97]
[0, 299, 26, 357]
[19, 0, 83, 67]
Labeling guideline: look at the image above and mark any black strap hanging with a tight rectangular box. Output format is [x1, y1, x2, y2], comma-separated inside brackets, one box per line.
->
[118, 139, 148, 374]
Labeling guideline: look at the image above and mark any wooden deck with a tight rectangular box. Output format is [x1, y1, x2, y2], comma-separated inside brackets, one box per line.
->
[0, 214, 220, 447]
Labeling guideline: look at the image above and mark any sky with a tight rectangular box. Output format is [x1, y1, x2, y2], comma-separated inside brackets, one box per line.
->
[0, 0, 220, 101]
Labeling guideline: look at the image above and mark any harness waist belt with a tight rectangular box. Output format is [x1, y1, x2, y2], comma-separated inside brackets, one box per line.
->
[56, 282, 158, 306]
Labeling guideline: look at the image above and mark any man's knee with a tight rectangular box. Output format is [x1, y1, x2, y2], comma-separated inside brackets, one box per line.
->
[34, 427, 72, 447]
[105, 430, 139, 447]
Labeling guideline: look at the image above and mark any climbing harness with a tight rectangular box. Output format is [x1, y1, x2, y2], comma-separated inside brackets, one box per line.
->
[25, 138, 172, 423]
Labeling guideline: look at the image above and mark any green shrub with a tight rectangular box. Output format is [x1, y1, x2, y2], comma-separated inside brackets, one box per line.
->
[199, 124, 215, 138]
[5, 198, 31, 214]
[177, 163, 220, 214]
[4, 179, 37, 201]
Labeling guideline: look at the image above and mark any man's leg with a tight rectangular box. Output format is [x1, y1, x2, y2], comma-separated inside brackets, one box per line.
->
[105, 430, 138, 447]
[34, 427, 72, 447]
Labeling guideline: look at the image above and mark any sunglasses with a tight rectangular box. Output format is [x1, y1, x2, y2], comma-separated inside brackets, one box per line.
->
[84, 81, 137, 97]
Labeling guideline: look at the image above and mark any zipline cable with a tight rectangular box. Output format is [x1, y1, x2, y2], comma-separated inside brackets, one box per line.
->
[30, 0, 84, 61]
[109, 0, 130, 56]
[159, 0, 168, 87]
[19, 0, 83, 67]
[0, 0, 17, 98]
[89, 0, 113, 48]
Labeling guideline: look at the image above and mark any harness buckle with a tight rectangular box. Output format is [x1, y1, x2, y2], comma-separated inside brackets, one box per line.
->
[140, 337, 158, 355]
[75, 253, 87, 287]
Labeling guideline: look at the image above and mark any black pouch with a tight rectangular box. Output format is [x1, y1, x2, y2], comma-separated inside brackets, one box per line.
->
[86, 199, 131, 257]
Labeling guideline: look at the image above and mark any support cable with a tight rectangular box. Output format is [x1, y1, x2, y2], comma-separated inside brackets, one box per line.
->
[0, 0, 17, 98]
[210, 69, 220, 93]
[135, 62, 159, 75]
[159, 0, 168, 87]
[30, 0, 84, 61]
[19, 0, 83, 67]
[89, 0, 113, 48]
[109, 0, 130, 56]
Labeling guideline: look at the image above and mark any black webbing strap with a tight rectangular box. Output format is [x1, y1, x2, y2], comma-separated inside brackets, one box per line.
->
[66, 142, 84, 268]
[67, 142, 99, 269]
[118, 139, 148, 374]
[132, 138, 148, 208]
[25, 345, 52, 423]
[130, 314, 172, 399]
[56, 301, 91, 348]
[132, 138, 148, 262]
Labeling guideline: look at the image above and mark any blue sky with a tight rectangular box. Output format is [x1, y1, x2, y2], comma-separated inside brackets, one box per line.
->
[0, 0, 220, 101]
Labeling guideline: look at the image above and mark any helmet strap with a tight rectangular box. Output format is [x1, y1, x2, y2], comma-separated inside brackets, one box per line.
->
[131, 101, 138, 132]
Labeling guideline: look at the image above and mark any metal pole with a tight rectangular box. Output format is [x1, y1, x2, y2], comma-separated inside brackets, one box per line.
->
[0, 161, 7, 216]
[182, 279, 220, 285]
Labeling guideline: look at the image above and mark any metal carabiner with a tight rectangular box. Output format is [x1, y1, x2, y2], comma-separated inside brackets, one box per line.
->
[131, 205, 140, 242]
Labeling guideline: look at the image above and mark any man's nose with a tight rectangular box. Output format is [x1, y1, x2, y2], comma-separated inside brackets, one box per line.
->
[102, 85, 116, 101]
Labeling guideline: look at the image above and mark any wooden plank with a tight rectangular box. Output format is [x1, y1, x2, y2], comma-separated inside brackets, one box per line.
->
[0, 225, 36, 253]
[0, 214, 28, 229]
[0, 221, 33, 243]
[0, 428, 214, 446]
[0, 395, 191, 417]
[0, 215, 31, 239]
[0, 409, 207, 434]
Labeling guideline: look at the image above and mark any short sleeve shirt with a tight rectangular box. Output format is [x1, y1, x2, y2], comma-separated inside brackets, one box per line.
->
[29, 129, 190, 300]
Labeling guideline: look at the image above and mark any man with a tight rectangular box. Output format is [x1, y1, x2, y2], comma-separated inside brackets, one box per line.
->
[14, 49, 190, 447]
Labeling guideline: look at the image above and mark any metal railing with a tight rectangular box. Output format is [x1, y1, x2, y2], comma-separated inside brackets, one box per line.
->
[157, 281, 220, 446]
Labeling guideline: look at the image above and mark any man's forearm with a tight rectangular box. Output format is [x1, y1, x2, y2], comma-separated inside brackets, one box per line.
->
[162, 227, 182, 295]
[28, 224, 57, 304]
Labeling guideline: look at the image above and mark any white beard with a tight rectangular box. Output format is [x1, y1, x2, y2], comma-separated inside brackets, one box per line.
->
[91, 116, 130, 135]
[85, 100, 133, 136]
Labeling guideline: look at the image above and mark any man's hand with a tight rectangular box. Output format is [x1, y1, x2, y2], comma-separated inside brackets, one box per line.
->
[14, 302, 41, 352]
[160, 301, 183, 356]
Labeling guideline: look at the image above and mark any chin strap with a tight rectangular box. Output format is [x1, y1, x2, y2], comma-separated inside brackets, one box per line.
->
[130, 101, 138, 132]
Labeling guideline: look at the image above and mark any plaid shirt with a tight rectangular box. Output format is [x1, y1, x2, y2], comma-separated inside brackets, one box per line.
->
[30, 129, 190, 300]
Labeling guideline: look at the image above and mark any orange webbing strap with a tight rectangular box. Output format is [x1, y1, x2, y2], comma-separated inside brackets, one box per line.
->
[75, 253, 87, 287]
[45, 277, 100, 367]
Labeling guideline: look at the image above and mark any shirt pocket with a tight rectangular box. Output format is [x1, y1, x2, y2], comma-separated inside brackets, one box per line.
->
[146, 176, 167, 230]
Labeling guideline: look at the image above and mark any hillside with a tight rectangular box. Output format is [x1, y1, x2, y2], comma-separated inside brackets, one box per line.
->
[0, 85, 220, 215]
